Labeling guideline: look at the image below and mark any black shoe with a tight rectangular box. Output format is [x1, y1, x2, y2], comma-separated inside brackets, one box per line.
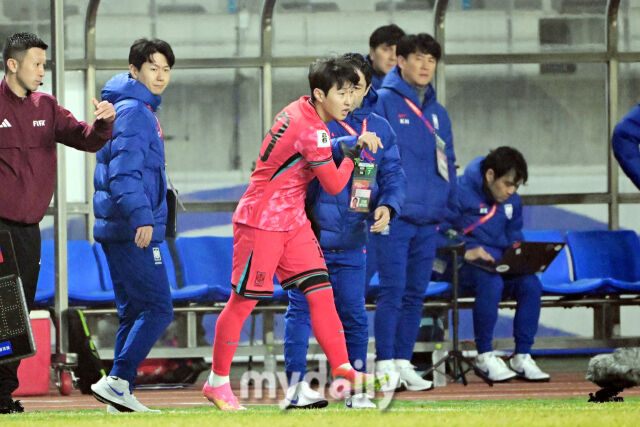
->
[0, 398, 24, 414]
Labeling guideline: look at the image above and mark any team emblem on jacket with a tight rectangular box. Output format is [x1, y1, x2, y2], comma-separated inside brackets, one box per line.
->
[398, 113, 410, 125]
[505, 204, 513, 220]
[479, 206, 488, 214]
[153, 247, 162, 265]
[317, 130, 330, 148]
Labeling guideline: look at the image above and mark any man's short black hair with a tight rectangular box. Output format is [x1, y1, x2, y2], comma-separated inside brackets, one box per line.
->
[2, 32, 48, 73]
[369, 24, 405, 49]
[341, 52, 373, 88]
[129, 38, 175, 70]
[481, 146, 528, 184]
[396, 33, 441, 61]
[308, 56, 360, 101]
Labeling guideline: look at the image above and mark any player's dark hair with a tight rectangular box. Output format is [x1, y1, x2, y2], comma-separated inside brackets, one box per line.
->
[2, 32, 48, 73]
[396, 33, 441, 61]
[341, 52, 373, 88]
[369, 24, 405, 49]
[129, 38, 175, 70]
[482, 146, 528, 184]
[308, 57, 359, 101]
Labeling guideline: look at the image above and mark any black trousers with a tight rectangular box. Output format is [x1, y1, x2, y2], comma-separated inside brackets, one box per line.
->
[0, 217, 41, 399]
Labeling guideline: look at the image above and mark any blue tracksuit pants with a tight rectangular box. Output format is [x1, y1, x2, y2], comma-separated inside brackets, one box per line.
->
[371, 219, 438, 361]
[284, 248, 368, 383]
[459, 264, 542, 354]
[102, 241, 174, 386]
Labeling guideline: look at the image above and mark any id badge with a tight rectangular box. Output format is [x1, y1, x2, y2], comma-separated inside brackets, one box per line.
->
[349, 161, 377, 213]
[435, 133, 449, 182]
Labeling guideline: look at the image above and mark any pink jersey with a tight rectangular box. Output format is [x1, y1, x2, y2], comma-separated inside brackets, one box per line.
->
[233, 96, 333, 231]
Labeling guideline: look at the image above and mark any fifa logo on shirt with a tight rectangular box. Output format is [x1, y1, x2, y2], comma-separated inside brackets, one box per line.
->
[153, 247, 162, 265]
[317, 130, 330, 148]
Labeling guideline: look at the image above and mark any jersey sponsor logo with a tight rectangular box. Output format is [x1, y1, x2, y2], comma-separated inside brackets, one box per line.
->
[505, 204, 513, 220]
[255, 271, 266, 287]
[0, 118, 12, 128]
[153, 247, 162, 265]
[33, 120, 46, 127]
[0, 341, 13, 357]
[317, 130, 330, 148]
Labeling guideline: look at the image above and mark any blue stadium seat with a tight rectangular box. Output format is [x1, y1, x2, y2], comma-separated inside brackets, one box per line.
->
[566, 230, 640, 293]
[176, 236, 233, 302]
[94, 241, 209, 303]
[366, 272, 450, 301]
[159, 241, 209, 302]
[67, 240, 115, 305]
[522, 229, 604, 295]
[34, 240, 55, 306]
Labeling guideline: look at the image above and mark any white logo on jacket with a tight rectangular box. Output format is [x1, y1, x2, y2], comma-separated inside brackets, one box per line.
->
[317, 130, 330, 148]
[153, 247, 162, 265]
[0, 119, 11, 128]
[432, 114, 439, 130]
[505, 204, 513, 220]
[33, 120, 46, 127]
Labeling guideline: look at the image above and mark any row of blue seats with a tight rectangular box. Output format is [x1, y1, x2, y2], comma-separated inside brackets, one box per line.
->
[34, 229, 640, 307]
[34, 237, 288, 307]
[367, 229, 640, 300]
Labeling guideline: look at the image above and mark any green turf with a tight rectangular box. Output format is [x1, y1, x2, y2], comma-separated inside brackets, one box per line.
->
[1, 398, 639, 426]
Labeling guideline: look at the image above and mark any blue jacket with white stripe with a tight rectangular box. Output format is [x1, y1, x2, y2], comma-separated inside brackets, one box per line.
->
[375, 66, 456, 226]
[307, 87, 406, 251]
[93, 73, 168, 243]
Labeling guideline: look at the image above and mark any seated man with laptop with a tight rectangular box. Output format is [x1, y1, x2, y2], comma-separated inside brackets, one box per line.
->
[450, 146, 550, 382]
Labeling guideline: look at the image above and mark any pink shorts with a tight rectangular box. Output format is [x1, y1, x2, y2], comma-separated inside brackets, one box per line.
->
[231, 222, 330, 299]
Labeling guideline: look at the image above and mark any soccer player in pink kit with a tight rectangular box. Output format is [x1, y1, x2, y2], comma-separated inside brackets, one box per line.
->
[202, 57, 384, 411]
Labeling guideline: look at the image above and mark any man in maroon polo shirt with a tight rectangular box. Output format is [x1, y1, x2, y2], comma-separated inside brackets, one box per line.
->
[0, 32, 115, 414]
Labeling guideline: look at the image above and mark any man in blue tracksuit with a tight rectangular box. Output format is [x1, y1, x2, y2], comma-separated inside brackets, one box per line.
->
[366, 24, 405, 90]
[613, 104, 640, 189]
[371, 33, 456, 390]
[283, 53, 405, 409]
[90, 39, 175, 413]
[452, 146, 549, 382]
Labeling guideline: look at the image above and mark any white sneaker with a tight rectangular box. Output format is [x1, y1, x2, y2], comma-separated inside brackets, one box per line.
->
[280, 381, 328, 410]
[345, 392, 376, 409]
[395, 359, 434, 391]
[106, 405, 120, 414]
[91, 376, 159, 412]
[375, 359, 401, 392]
[474, 352, 517, 382]
[509, 354, 550, 382]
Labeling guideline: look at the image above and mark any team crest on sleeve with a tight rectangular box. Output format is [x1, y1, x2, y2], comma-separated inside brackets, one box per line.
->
[505, 204, 513, 220]
[317, 130, 330, 148]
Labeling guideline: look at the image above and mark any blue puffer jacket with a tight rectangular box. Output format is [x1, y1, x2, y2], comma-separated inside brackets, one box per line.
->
[93, 73, 167, 243]
[612, 104, 640, 190]
[308, 88, 406, 251]
[375, 66, 456, 225]
[452, 156, 524, 260]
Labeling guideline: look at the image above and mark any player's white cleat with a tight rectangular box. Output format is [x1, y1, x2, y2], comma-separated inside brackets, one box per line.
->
[345, 392, 376, 409]
[509, 353, 550, 382]
[281, 381, 328, 410]
[395, 359, 434, 391]
[91, 376, 159, 412]
[474, 352, 517, 382]
[375, 359, 401, 392]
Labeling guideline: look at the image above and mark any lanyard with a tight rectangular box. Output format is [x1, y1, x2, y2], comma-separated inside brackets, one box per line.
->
[337, 118, 367, 136]
[463, 204, 497, 235]
[403, 97, 435, 133]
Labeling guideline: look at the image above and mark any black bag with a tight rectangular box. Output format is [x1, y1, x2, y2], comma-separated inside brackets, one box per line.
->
[166, 188, 179, 238]
[68, 308, 106, 394]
